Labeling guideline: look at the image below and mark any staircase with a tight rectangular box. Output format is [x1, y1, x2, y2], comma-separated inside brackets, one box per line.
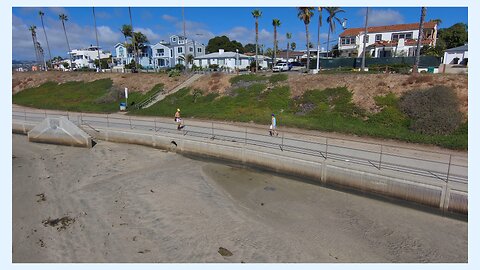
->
[142, 73, 203, 109]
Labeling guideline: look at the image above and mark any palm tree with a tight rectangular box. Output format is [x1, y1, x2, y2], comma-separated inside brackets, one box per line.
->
[120, 24, 132, 65]
[252, 9, 262, 72]
[430, 18, 442, 26]
[59, 13, 73, 69]
[272, 19, 281, 65]
[325, 7, 345, 57]
[361, 7, 369, 71]
[38, 11, 52, 69]
[297, 7, 314, 70]
[414, 7, 427, 73]
[286, 32, 292, 62]
[28, 25, 40, 67]
[316, 7, 323, 71]
[291, 42, 296, 51]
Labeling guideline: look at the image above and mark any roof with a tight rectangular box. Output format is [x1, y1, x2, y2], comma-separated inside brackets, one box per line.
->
[339, 22, 437, 37]
[445, 44, 468, 52]
[194, 51, 250, 59]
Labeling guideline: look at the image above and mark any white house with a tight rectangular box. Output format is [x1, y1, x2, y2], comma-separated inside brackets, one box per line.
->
[114, 34, 205, 69]
[193, 49, 252, 70]
[69, 45, 111, 69]
[338, 22, 438, 58]
[443, 44, 468, 65]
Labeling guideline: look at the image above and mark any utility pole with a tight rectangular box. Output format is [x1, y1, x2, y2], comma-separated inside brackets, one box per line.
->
[128, 7, 138, 70]
[361, 7, 369, 71]
[93, 7, 102, 72]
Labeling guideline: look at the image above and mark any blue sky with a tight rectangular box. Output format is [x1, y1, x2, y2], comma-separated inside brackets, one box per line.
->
[12, 6, 468, 60]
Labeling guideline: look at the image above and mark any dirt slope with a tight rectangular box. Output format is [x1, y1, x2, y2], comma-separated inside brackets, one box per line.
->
[12, 71, 188, 94]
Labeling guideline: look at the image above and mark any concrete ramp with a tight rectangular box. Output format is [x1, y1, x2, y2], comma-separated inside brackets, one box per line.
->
[28, 117, 93, 148]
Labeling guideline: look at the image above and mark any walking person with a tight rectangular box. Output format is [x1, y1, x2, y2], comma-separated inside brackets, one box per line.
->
[270, 113, 278, 136]
[174, 108, 184, 130]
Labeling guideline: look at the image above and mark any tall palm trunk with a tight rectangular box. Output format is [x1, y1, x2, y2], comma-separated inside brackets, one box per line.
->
[414, 7, 427, 73]
[361, 7, 369, 71]
[255, 18, 259, 72]
[273, 26, 277, 65]
[316, 8, 322, 71]
[305, 24, 310, 70]
[61, 21, 72, 69]
[39, 12, 52, 70]
[326, 29, 331, 58]
[30, 32, 40, 68]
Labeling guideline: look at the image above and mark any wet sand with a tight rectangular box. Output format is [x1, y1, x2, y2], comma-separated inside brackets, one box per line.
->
[12, 134, 467, 262]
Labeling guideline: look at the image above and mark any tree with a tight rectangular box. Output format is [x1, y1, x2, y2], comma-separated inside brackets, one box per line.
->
[128, 7, 138, 69]
[291, 42, 296, 51]
[297, 7, 314, 71]
[186, 54, 194, 66]
[252, 9, 262, 72]
[430, 18, 442, 26]
[38, 10, 52, 69]
[325, 7, 345, 57]
[265, 48, 274, 57]
[413, 7, 427, 73]
[28, 25, 40, 67]
[206, 36, 244, 53]
[286, 33, 292, 62]
[272, 19, 281, 65]
[59, 13, 73, 69]
[437, 23, 468, 49]
[244, 43, 256, 53]
[316, 7, 323, 71]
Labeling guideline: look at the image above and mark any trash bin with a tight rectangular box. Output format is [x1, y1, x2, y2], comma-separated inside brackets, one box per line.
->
[119, 102, 126, 111]
[427, 67, 435, 73]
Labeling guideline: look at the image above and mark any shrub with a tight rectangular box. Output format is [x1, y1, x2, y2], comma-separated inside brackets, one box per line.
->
[168, 69, 181, 77]
[368, 93, 408, 128]
[399, 86, 462, 135]
[175, 64, 185, 71]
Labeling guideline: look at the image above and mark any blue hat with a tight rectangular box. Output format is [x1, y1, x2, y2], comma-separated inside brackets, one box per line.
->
[271, 113, 275, 116]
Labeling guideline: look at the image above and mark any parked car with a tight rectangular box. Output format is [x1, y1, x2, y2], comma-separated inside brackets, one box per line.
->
[289, 62, 304, 71]
[273, 63, 289, 72]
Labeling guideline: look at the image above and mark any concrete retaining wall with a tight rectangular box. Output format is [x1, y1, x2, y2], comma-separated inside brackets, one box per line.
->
[27, 117, 93, 148]
[12, 122, 468, 215]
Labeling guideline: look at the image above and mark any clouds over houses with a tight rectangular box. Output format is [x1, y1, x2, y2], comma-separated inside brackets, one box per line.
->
[12, 14, 123, 60]
[358, 8, 405, 26]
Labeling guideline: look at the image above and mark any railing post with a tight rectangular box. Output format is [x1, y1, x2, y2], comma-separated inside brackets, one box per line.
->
[129, 117, 132, 129]
[281, 131, 284, 149]
[24, 109, 27, 121]
[154, 118, 157, 132]
[44, 110, 47, 118]
[107, 114, 109, 128]
[379, 144, 383, 170]
[244, 127, 247, 145]
[325, 138, 329, 160]
[211, 122, 214, 139]
[446, 154, 452, 183]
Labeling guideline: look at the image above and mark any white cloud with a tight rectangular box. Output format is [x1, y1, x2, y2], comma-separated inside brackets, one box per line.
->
[162, 14, 177, 22]
[134, 27, 161, 41]
[48, 7, 68, 15]
[12, 14, 123, 60]
[358, 8, 405, 26]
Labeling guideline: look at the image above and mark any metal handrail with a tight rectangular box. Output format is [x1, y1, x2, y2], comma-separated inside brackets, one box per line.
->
[12, 108, 468, 184]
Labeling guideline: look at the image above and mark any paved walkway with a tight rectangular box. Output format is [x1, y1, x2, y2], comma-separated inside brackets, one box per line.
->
[143, 73, 203, 108]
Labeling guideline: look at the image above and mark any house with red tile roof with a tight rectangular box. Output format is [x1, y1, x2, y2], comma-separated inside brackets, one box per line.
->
[338, 21, 438, 58]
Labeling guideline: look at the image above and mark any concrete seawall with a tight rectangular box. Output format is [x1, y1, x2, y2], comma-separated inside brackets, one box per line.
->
[12, 122, 467, 215]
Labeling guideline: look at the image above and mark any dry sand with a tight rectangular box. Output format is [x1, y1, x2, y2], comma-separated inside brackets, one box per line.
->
[12, 134, 467, 263]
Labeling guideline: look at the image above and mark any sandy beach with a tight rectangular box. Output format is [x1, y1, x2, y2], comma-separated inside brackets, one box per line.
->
[12, 134, 467, 263]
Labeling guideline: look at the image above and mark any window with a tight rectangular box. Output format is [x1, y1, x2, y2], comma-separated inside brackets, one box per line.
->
[219, 59, 225, 65]
[170, 49, 173, 56]
[340, 36, 356, 45]
[189, 47, 193, 52]
[197, 48, 202, 53]
[159, 59, 165, 66]
[178, 47, 183, 53]
[157, 49, 164, 53]
[375, 34, 382, 41]
[172, 37, 177, 42]
[392, 32, 413, 41]
[363, 35, 369, 43]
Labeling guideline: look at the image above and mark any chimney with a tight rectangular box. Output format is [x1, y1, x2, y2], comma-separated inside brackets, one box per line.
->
[219, 49, 224, 54]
